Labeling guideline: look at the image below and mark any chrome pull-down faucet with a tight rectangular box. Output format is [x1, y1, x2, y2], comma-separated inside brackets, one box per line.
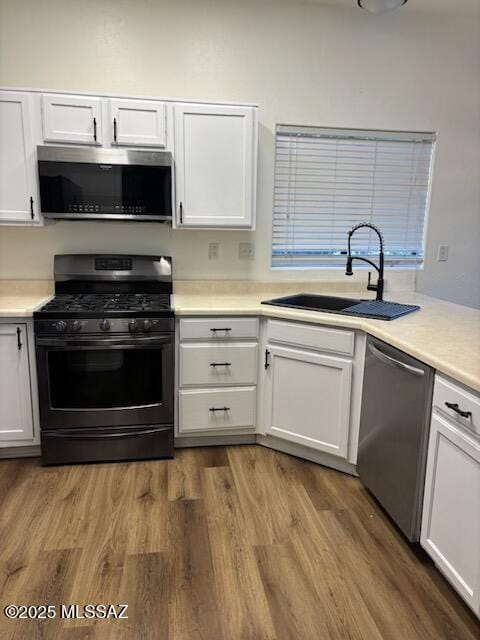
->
[345, 223, 385, 301]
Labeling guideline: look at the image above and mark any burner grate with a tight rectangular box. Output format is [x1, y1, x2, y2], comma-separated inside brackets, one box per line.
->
[40, 293, 171, 314]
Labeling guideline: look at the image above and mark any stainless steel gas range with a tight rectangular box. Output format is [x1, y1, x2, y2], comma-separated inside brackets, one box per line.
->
[34, 254, 174, 465]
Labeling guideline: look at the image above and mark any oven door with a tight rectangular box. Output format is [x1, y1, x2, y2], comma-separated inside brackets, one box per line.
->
[36, 334, 174, 430]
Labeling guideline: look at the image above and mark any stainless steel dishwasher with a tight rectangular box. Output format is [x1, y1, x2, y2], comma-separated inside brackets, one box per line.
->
[358, 336, 434, 542]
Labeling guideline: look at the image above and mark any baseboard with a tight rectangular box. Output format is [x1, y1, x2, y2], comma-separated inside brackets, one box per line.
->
[175, 434, 257, 448]
[0, 445, 41, 459]
[256, 434, 358, 476]
[0, 438, 356, 478]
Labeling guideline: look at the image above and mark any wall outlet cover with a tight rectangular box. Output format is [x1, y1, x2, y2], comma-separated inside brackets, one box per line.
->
[238, 242, 255, 260]
[208, 243, 219, 260]
[437, 245, 449, 262]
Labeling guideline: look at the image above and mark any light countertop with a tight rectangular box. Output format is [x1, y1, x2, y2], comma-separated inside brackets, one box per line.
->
[0, 281, 478, 393]
[0, 280, 53, 316]
[0, 295, 52, 317]
[173, 290, 480, 393]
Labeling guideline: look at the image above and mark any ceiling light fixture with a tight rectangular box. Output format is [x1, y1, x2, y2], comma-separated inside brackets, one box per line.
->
[357, 0, 408, 13]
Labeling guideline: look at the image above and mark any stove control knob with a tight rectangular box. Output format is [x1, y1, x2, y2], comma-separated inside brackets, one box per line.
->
[55, 321, 67, 333]
[128, 319, 139, 333]
[142, 319, 153, 332]
[71, 320, 82, 332]
[100, 319, 110, 332]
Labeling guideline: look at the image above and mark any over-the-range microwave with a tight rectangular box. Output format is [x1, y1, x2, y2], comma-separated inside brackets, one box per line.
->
[37, 145, 172, 222]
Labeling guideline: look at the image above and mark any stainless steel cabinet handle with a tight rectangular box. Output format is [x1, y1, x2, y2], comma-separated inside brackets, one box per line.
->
[209, 407, 230, 412]
[210, 362, 232, 367]
[445, 402, 472, 419]
[368, 342, 424, 377]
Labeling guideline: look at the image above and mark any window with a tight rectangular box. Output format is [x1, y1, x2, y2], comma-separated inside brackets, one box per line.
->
[272, 125, 436, 268]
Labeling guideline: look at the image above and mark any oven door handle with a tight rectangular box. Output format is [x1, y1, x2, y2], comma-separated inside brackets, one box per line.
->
[46, 427, 169, 439]
[36, 336, 173, 348]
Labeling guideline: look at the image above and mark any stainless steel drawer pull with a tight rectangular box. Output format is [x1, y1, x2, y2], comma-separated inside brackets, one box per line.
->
[209, 406, 230, 412]
[210, 327, 232, 333]
[210, 362, 232, 367]
[445, 402, 472, 419]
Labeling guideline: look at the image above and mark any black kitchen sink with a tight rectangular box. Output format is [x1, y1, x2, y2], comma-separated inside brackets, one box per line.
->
[261, 293, 420, 321]
[263, 293, 361, 312]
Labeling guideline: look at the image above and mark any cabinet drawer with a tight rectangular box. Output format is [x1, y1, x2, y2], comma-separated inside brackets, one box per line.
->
[180, 343, 257, 386]
[180, 317, 258, 341]
[266, 319, 354, 356]
[179, 387, 256, 433]
[433, 375, 480, 438]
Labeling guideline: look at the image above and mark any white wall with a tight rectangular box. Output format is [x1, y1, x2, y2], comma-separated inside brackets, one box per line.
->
[0, 0, 479, 305]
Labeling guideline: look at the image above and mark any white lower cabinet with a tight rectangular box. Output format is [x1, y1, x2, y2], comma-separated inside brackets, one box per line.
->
[421, 409, 480, 616]
[179, 387, 256, 434]
[261, 320, 357, 461]
[0, 324, 34, 442]
[176, 316, 257, 436]
[263, 343, 352, 458]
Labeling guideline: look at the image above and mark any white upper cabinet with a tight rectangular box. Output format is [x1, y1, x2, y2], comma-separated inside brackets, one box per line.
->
[0, 324, 34, 442]
[108, 98, 166, 147]
[263, 344, 352, 458]
[0, 91, 37, 223]
[174, 103, 257, 228]
[42, 93, 103, 145]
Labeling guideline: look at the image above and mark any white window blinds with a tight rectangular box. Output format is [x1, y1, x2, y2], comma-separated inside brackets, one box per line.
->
[272, 125, 436, 267]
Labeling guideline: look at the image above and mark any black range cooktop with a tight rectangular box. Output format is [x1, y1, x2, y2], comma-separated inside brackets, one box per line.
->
[36, 293, 172, 318]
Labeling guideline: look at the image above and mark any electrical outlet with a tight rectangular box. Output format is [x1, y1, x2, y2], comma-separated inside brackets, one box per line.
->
[437, 245, 449, 262]
[238, 242, 255, 260]
[208, 243, 219, 260]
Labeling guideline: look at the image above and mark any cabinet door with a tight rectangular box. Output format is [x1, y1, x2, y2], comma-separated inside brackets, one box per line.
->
[0, 91, 37, 223]
[174, 103, 256, 228]
[109, 98, 166, 147]
[42, 94, 102, 145]
[264, 345, 352, 458]
[0, 325, 34, 441]
[421, 412, 480, 614]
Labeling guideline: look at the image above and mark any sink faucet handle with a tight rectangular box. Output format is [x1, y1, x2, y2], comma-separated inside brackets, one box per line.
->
[367, 271, 378, 292]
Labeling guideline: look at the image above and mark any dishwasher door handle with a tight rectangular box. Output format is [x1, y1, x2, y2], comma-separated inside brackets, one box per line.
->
[368, 342, 425, 377]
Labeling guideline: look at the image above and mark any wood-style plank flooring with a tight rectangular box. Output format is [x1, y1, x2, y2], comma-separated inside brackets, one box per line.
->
[0, 445, 479, 639]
